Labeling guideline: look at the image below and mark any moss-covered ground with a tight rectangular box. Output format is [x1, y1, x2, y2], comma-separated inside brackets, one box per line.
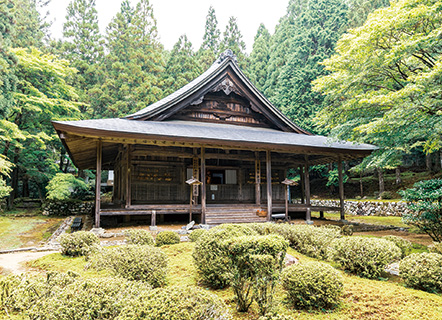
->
[22, 240, 442, 320]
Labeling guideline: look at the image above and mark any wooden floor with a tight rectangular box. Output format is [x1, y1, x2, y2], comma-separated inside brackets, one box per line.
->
[99, 203, 341, 225]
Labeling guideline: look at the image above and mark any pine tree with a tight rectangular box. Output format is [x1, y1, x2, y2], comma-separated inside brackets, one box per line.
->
[0, 0, 17, 118]
[200, 6, 220, 54]
[267, 0, 348, 133]
[59, 0, 104, 111]
[247, 24, 271, 91]
[164, 35, 202, 95]
[220, 16, 247, 68]
[92, 0, 165, 118]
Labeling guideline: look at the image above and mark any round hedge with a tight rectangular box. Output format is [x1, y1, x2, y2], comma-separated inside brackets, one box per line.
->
[400, 252, 442, 293]
[281, 261, 343, 310]
[90, 245, 168, 287]
[117, 285, 230, 320]
[382, 235, 412, 258]
[428, 242, 442, 255]
[329, 236, 401, 278]
[193, 224, 257, 288]
[59, 231, 100, 257]
[188, 229, 207, 242]
[124, 229, 155, 246]
[156, 231, 180, 246]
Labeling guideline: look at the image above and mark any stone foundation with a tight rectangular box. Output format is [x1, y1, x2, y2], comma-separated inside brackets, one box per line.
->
[42, 200, 94, 216]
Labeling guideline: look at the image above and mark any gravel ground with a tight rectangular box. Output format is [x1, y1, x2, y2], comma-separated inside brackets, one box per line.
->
[0, 251, 55, 274]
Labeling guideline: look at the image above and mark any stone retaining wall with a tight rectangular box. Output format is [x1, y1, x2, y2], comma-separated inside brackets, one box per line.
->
[42, 200, 94, 216]
[307, 199, 411, 217]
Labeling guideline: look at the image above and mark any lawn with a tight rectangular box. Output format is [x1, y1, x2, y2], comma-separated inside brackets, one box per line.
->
[0, 210, 64, 250]
[24, 241, 442, 320]
[311, 211, 408, 228]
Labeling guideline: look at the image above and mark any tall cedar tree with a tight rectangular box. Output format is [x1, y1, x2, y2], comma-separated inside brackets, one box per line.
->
[221, 16, 247, 69]
[0, 0, 17, 118]
[60, 0, 104, 111]
[11, 0, 48, 48]
[269, 0, 348, 133]
[164, 35, 202, 95]
[92, 0, 164, 118]
[247, 24, 271, 92]
[197, 6, 220, 71]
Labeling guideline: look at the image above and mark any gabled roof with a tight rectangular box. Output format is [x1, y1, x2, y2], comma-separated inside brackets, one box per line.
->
[126, 50, 311, 135]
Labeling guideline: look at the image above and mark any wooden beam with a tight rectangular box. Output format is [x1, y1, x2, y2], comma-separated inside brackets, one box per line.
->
[255, 151, 261, 205]
[338, 155, 345, 221]
[201, 147, 206, 224]
[95, 139, 102, 227]
[266, 150, 272, 221]
[299, 165, 305, 204]
[304, 155, 312, 224]
[125, 145, 131, 208]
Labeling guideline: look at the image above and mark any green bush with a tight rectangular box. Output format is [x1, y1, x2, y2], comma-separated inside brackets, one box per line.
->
[400, 253, 442, 293]
[125, 229, 155, 246]
[329, 236, 401, 278]
[323, 224, 342, 232]
[188, 229, 207, 242]
[46, 173, 89, 200]
[222, 235, 288, 314]
[193, 224, 257, 288]
[258, 314, 293, 320]
[380, 191, 394, 199]
[383, 235, 412, 258]
[156, 231, 180, 246]
[281, 261, 343, 310]
[59, 231, 100, 257]
[428, 242, 442, 254]
[117, 285, 230, 320]
[90, 245, 168, 287]
[341, 225, 354, 236]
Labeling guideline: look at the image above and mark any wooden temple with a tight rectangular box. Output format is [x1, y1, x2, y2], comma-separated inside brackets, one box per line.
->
[53, 50, 376, 227]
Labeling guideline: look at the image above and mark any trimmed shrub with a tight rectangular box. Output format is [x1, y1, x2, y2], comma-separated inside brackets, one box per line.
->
[90, 245, 168, 287]
[380, 191, 394, 199]
[188, 229, 207, 242]
[400, 253, 442, 292]
[428, 242, 442, 255]
[156, 231, 180, 246]
[193, 224, 257, 288]
[125, 229, 155, 246]
[341, 225, 354, 236]
[222, 235, 288, 314]
[383, 235, 412, 258]
[329, 236, 401, 278]
[59, 231, 100, 257]
[323, 224, 342, 232]
[281, 261, 343, 310]
[117, 285, 230, 320]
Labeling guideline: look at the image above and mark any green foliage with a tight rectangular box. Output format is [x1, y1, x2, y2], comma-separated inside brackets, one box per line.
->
[247, 24, 271, 91]
[281, 261, 344, 310]
[326, 168, 348, 187]
[428, 242, 442, 255]
[124, 229, 155, 246]
[0, 155, 13, 199]
[400, 253, 442, 293]
[200, 6, 220, 54]
[222, 235, 288, 314]
[193, 224, 257, 288]
[380, 191, 394, 200]
[400, 179, 442, 242]
[155, 231, 180, 246]
[341, 225, 354, 236]
[90, 245, 168, 287]
[220, 16, 247, 68]
[45, 173, 89, 200]
[188, 229, 207, 242]
[314, 0, 442, 161]
[383, 235, 412, 258]
[117, 285, 230, 320]
[329, 236, 401, 278]
[59, 231, 100, 257]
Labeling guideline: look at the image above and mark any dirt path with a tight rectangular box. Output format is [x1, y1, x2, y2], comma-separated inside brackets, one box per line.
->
[0, 251, 56, 275]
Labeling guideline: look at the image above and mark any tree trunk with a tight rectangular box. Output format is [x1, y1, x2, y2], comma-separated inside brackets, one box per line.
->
[359, 172, 363, 198]
[377, 167, 384, 197]
[395, 167, 402, 185]
[433, 152, 441, 172]
[426, 153, 432, 171]
[59, 150, 65, 171]
[7, 147, 20, 209]
[22, 175, 29, 198]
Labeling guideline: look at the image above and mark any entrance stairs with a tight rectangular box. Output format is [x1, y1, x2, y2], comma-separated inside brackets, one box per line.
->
[205, 205, 267, 225]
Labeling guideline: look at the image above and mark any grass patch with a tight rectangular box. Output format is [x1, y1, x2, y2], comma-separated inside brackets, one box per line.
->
[312, 211, 408, 228]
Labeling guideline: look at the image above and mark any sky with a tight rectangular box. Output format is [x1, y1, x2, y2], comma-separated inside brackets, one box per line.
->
[42, 0, 290, 54]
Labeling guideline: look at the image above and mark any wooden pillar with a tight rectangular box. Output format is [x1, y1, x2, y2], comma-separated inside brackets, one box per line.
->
[125, 145, 132, 208]
[151, 210, 156, 226]
[201, 147, 206, 224]
[304, 155, 312, 224]
[94, 139, 102, 228]
[338, 155, 345, 221]
[255, 152, 261, 205]
[266, 150, 272, 221]
[299, 165, 305, 204]
[319, 211, 324, 219]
